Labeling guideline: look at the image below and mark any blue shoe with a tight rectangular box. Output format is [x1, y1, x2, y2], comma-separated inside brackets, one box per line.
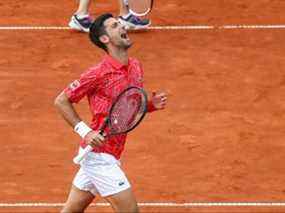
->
[118, 14, 151, 30]
[69, 14, 92, 32]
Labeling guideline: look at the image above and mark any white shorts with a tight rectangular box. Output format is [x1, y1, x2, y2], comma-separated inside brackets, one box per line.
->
[73, 148, 131, 197]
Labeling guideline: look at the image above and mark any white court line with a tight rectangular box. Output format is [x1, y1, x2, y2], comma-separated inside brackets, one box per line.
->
[149, 25, 215, 30]
[0, 26, 70, 30]
[151, 25, 285, 30]
[1, 202, 285, 207]
[0, 25, 285, 30]
[221, 25, 285, 29]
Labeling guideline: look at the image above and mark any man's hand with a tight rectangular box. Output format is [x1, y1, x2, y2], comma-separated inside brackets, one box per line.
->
[84, 131, 105, 147]
[150, 92, 167, 110]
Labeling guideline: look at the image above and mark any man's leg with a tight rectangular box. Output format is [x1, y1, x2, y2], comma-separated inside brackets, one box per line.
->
[75, 0, 91, 16]
[118, 0, 129, 16]
[105, 187, 139, 213]
[61, 185, 95, 213]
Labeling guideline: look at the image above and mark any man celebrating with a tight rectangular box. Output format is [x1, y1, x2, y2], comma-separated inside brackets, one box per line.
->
[55, 13, 167, 212]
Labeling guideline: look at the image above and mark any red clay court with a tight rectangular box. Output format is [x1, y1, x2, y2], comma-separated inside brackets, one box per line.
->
[1, 0, 285, 212]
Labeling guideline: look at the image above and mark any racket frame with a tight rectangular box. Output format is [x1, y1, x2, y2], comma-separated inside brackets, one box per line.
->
[73, 86, 148, 164]
[105, 86, 148, 135]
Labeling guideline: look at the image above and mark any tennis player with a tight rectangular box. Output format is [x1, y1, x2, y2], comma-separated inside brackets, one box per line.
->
[69, 0, 150, 32]
[55, 13, 167, 213]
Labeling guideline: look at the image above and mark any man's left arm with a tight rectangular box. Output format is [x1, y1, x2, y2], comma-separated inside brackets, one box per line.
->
[136, 60, 167, 112]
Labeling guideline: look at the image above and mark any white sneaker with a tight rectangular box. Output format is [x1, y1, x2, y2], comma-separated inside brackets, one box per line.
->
[118, 14, 151, 30]
[68, 14, 92, 32]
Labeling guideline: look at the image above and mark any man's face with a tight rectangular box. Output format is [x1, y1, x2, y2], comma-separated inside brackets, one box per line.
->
[103, 17, 132, 50]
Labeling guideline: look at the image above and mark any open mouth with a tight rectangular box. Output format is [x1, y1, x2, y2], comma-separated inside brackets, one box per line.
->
[120, 32, 129, 40]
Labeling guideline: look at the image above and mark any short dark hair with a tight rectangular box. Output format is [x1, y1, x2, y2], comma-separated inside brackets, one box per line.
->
[89, 13, 113, 52]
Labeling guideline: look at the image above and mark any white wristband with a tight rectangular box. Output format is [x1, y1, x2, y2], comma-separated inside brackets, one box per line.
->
[74, 121, 92, 138]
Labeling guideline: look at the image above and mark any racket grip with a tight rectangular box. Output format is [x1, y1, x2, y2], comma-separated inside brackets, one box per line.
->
[73, 145, 93, 164]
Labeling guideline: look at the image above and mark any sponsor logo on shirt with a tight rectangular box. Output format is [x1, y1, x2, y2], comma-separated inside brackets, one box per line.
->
[69, 80, 80, 90]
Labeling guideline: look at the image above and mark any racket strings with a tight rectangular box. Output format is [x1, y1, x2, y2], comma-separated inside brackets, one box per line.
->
[109, 89, 146, 134]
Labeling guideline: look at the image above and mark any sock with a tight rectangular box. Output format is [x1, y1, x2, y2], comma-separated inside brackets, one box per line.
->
[76, 14, 89, 19]
[122, 13, 131, 19]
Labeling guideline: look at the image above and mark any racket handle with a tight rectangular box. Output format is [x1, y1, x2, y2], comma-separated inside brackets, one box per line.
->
[73, 145, 93, 164]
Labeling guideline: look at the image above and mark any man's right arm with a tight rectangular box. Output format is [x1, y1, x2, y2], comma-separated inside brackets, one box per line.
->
[54, 91, 82, 127]
[54, 91, 105, 146]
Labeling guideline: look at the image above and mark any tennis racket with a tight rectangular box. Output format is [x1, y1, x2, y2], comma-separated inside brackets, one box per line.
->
[73, 86, 148, 164]
[128, 0, 154, 17]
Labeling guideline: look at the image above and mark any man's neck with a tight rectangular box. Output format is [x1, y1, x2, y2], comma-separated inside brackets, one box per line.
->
[108, 48, 129, 66]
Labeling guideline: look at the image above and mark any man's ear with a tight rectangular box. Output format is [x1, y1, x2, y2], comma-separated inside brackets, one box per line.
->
[99, 35, 109, 44]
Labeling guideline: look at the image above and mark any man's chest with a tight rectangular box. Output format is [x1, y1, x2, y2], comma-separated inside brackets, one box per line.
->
[99, 68, 142, 97]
